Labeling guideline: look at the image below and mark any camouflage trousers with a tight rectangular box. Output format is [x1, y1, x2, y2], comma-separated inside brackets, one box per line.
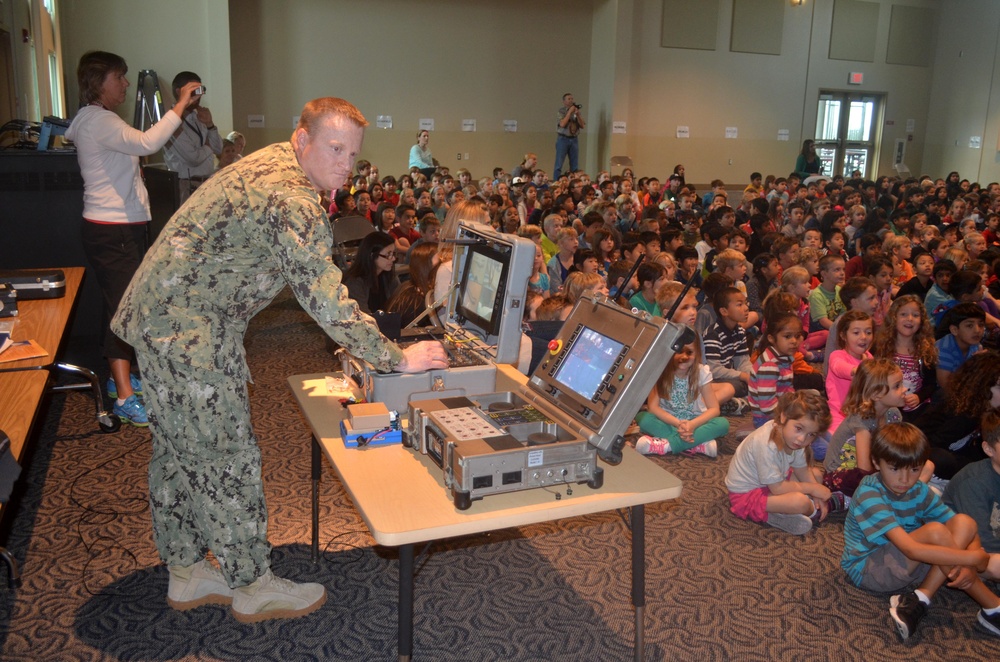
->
[134, 351, 270, 588]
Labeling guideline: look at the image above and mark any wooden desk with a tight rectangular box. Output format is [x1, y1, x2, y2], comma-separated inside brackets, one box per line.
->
[1, 266, 85, 370]
[0, 371, 49, 470]
[288, 371, 682, 662]
[0, 370, 50, 585]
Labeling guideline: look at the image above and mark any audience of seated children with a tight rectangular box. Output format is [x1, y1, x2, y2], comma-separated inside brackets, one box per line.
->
[864, 256, 893, 326]
[703, 287, 752, 410]
[629, 262, 667, 316]
[527, 243, 550, 296]
[917, 350, 999, 481]
[821, 276, 878, 375]
[845, 233, 881, 279]
[572, 248, 601, 277]
[780, 266, 826, 356]
[385, 241, 440, 328]
[546, 227, 579, 295]
[935, 303, 986, 392]
[809, 255, 847, 335]
[823, 359, 932, 498]
[674, 245, 702, 289]
[607, 259, 637, 304]
[694, 273, 733, 336]
[748, 311, 802, 428]
[930, 269, 985, 327]
[871, 295, 939, 423]
[924, 259, 957, 315]
[562, 271, 607, 311]
[726, 390, 845, 535]
[823, 227, 847, 260]
[827, 310, 875, 432]
[943, 408, 1000, 580]
[746, 253, 781, 326]
[896, 252, 935, 300]
[762, 291, 826, 392]
[797, 246, 822, 288]
[633, 330, 729, 458]
[842, 422, 1000, 641]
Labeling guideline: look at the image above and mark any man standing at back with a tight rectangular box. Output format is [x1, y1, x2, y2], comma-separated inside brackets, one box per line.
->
[112, 97, 447, 624]
[554, 92, 585, 180]
[163, 71, 223, 203]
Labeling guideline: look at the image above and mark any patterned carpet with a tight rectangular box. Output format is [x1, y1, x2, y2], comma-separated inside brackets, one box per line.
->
[1, 289, 999, 661]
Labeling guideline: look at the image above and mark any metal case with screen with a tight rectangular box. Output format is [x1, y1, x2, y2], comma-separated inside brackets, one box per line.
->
[406, 295, 687, 508]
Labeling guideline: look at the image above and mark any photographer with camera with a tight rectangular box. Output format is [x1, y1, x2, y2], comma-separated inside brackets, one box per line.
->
[164, 71, 223, 203]
[554, 92, 585, 180]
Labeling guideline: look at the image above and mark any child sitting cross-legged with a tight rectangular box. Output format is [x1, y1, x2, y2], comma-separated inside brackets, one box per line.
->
[943, 409, 1000, 581]
[703, 287, 752, 411]
[634, 333, 729, 458]
[726, 390, 847, 535]
[842, 422, 1000, 641]
[823, 359, 933, 498]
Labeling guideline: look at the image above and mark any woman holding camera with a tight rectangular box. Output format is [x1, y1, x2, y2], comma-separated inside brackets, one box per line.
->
[66, 51, 203, 426]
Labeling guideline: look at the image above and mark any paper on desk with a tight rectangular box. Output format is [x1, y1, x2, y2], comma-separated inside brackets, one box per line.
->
[0, 338, 48, 363]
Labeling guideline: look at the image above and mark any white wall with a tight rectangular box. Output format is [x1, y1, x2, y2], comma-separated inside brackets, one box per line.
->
[228, 0, 595, 178]
[49, 0, 1000, 185]
[923, 0, 1000, 184]
[60, 0, 232, 132]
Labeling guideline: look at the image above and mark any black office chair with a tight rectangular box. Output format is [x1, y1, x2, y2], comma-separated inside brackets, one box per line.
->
[330, 215, 376, 270]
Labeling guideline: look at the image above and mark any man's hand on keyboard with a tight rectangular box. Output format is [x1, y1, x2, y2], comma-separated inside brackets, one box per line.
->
[395, 341, 449, 373]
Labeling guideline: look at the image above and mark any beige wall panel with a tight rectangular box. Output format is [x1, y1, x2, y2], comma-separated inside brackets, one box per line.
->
[886, 4, 935, 67]
[829, 0, 879, 62]
[660, 0, 719, 50]
[730, 0, 784, 56]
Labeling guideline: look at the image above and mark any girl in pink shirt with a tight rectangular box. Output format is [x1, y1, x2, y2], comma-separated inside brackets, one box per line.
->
[825, 310, 874, 431]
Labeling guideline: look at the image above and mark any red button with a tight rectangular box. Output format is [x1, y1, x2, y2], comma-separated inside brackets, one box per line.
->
[548, 339, 563, 354]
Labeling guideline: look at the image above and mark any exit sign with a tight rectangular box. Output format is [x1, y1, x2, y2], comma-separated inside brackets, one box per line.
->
[848, 72, 864, 85]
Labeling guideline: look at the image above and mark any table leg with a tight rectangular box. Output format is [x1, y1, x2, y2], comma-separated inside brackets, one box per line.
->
[312, 435, 320, 565]
[399, 543, 414, 662]
[631, 504, 645, 662]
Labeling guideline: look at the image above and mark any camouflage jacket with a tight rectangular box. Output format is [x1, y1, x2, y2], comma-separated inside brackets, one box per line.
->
[111, 142, 402, 382]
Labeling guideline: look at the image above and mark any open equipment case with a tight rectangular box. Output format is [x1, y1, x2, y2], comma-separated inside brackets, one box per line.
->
[343, 220, 535, 413]
[406, 294, 690, 510]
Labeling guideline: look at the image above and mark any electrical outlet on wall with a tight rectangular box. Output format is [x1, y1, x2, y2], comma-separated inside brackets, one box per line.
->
[457, 153, 462, 160]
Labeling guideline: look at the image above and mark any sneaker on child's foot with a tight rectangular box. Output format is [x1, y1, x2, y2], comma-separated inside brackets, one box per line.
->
[766, 512, 813, 535]
[167, 559, 234, 610]
[720, 397, 750, 416]
[681, 440, 718, 458]
[231, 569, 327, 623]
[828, 491, 851, 513]
[978, 609, 1000, 636]
[890, 591, 927, 641]
[106, 374, 143, 399]
[635, 435, 671, 455]
[113, 394, 149, 427]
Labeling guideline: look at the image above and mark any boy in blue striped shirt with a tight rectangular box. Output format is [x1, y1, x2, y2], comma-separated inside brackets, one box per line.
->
[842, 422, 1000, 641]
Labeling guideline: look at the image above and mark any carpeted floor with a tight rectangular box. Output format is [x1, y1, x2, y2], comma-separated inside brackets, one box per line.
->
[0, 289, 998, 661]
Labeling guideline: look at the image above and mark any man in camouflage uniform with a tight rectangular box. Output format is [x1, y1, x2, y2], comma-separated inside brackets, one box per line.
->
[112, 97, 447, 623]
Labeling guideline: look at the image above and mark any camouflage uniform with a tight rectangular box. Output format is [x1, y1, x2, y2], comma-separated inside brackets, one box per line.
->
[112, 142, 402, 587]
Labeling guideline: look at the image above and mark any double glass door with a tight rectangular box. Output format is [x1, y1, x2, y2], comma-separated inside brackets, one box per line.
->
[814, 92, 883, 179]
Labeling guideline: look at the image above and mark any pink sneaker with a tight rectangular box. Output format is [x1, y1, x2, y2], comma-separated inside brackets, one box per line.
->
[681, 440, 718, 458]
[635, 435, 671, 455]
